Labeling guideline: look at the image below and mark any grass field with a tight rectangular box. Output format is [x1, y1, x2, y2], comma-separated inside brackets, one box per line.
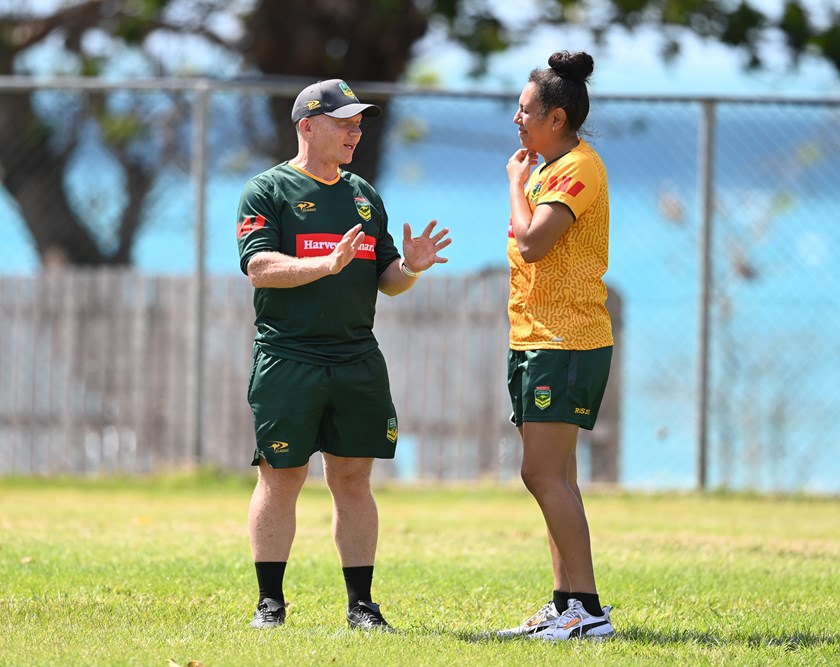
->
[0, 473, 837, 666]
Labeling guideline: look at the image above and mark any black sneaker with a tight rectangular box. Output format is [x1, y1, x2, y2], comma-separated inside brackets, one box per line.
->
[346, 601, 395, 632]
[250, 598, 286, 628]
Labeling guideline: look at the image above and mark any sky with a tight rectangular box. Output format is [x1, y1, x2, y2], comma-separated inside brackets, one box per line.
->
[408, 0, 840, 97]
[9, 0, 838, 97]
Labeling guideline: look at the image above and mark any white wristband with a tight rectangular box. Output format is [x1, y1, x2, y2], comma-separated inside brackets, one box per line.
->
[400, 261, 421, 278]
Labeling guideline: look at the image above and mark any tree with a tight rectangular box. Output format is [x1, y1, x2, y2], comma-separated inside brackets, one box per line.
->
[1, 0, 838, 266]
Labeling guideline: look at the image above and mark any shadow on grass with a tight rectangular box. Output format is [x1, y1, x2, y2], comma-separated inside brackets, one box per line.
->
[619, 627, 837, 650]
[452, 627, 837, 649]
[453, 630, 501, 644]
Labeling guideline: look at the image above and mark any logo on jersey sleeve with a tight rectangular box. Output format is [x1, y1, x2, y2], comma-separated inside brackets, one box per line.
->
[237, 214, 267, 239]
[386, 418, 398, 443]
[534, 386, 552, 410]
[547, 175, 586, 197]
[354, 197, 372, 221]
[296, 233, 377, 260]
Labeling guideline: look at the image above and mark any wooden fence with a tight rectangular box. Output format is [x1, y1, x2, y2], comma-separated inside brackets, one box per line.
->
[0, 269, 621, 482]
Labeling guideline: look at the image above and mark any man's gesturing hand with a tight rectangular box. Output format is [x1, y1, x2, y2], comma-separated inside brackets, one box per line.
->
[328, 224, 366, 274]
[402, 220, 451, 273]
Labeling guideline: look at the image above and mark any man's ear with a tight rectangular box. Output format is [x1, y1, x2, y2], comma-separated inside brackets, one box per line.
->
[298, 116, 315, 136]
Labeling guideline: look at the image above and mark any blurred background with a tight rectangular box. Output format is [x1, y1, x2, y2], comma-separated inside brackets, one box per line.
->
[1, 0, 838, 493]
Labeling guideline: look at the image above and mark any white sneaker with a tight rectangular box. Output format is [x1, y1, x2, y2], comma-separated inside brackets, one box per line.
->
[496, 601, 561, 639]
[528, 598, 615, 641]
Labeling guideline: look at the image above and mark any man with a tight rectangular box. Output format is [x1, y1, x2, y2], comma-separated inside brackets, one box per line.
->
[236, 79, 451, 631]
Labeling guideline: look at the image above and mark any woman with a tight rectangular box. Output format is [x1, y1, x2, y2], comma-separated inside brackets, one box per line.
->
[497, 51, 614, 641]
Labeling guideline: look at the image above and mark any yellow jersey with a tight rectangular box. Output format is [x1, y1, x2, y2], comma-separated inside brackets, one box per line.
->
[508, 138, 613, 350]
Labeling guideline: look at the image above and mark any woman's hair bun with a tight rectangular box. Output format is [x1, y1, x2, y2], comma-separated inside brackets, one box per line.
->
[548, 51, 594, 84]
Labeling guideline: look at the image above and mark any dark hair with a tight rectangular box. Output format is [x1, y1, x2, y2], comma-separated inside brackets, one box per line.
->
[528, 51, 594, 133]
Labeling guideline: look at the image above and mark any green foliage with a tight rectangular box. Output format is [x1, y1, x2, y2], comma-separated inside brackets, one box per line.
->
[455, 13, 510, 76]
[814, 23, 840, 68]
[113, 17, 153, 44]
[2, 0, 840, 78]
[780, 0, 811, 53]
[545, 0, 840, 74]
[371, 0, 416, 16]
[111, 0, 172, 44]
[719, 2, 765, 46]
[432, 0, 463, 22]
[0, 479, 837, 666]
[610, 0, 656, 26]
[80, 55, 106, 78]
[100, 113, 146, 146]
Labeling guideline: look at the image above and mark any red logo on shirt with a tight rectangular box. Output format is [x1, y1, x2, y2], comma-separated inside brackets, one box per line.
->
[546, 175, 585, 197]
[236, 214, 267, 239]
[296, 233, 376, 260]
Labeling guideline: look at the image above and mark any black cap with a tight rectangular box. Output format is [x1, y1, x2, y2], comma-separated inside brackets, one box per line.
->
[291, 79, 382, 124]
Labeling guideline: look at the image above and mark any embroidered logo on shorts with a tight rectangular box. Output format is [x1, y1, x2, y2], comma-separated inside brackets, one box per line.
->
[535, 386, 551, 410]
[386, 418, 398, 443]
[270, 441, 289, 453]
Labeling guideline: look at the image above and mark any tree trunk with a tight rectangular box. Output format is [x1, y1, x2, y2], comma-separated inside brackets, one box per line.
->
[245, 0, 429, 183]
[0, 92, 108, 266]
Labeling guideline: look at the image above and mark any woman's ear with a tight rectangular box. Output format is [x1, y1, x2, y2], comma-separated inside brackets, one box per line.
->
[551, 108, 568, 131]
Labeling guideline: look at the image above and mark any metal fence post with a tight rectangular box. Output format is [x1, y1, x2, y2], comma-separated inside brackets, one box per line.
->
[190, 80, 210, 465]
[697, 99, 716, 490]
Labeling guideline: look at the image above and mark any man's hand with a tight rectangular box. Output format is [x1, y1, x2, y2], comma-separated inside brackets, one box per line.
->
[402, 220, 451, 273]
[328, 224, 366, 274]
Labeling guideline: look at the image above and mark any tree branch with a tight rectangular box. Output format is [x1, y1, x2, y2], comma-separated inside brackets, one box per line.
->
[4, 0, 108, 52]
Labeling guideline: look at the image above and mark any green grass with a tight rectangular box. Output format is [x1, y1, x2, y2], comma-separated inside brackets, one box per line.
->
[0, 474, 837, 666]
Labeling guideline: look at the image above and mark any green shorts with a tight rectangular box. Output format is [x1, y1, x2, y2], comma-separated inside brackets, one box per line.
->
[507, 347, 612, 430]
[247, 346, 398, 468]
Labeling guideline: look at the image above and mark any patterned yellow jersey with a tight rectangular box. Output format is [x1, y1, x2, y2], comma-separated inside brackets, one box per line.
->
[508, 138, 613, 350]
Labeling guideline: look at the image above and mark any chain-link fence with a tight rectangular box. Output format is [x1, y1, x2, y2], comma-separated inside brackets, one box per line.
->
[1, 77, 838, 493]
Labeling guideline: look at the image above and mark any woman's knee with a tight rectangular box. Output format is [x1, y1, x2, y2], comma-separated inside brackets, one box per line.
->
[520, 464, 552, 497]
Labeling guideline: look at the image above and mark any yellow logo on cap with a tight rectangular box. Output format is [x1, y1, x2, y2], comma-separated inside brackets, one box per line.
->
[306, 100, 321, 110]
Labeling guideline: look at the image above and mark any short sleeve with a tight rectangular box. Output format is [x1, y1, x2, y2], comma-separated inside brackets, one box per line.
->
[236, 176, 282, 275]
[534, 153, 601, 221]
[375, 198, 400, 277]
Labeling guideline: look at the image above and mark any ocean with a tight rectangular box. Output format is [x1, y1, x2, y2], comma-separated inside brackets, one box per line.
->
[1, 92, 838, 492]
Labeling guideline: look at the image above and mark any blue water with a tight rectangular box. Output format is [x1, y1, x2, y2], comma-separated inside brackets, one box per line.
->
[2, 92, 839, 492]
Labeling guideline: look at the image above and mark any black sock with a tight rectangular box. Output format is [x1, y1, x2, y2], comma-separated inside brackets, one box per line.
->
[342, 565, 374, 608]
[571, 591, 603, 617]
[553, 590, 571, 613]
[255, 561, 286, 605]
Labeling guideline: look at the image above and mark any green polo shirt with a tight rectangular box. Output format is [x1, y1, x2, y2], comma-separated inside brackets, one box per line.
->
[237, 162, 400, 365]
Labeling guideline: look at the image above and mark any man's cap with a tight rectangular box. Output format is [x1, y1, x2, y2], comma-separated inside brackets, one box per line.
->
[291, 79, 382, 124]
